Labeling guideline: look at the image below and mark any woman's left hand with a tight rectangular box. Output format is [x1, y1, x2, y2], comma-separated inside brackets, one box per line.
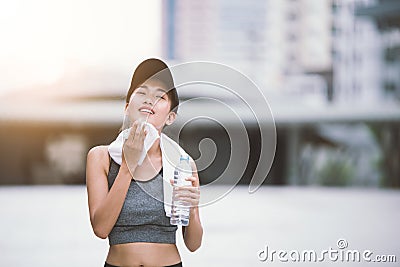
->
[170, 176, 200, 208]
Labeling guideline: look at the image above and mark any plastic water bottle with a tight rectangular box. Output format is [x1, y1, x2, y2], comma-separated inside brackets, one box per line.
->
[170, 155, 192, 226]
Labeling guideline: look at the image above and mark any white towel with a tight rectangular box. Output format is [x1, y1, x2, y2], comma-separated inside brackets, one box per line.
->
[108, 122, 192, 217]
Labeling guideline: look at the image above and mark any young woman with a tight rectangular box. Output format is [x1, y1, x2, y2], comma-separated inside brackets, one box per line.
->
[86, 58, 203, 267]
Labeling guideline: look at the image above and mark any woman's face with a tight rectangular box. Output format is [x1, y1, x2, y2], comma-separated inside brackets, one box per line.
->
[125, 78, 176, 131]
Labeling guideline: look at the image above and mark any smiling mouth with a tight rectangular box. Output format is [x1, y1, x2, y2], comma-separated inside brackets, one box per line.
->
[139, 108, 154, 115]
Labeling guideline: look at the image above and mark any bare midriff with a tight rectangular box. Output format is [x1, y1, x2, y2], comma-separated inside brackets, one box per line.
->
[105, 242, 181, 267]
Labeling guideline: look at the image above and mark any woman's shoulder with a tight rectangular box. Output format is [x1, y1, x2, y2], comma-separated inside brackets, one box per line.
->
[86, 145, 112, 180]
[88, 145, 109, 156]
[87, 145, 110, 167]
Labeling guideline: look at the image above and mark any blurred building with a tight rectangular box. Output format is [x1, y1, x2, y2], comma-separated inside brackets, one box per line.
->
[162, 0, 333, 100]
[355, 0, 400, 102]
[332, 0, 383, 104]
[332, 0, 400, 104]
[159, 0, 400, 188]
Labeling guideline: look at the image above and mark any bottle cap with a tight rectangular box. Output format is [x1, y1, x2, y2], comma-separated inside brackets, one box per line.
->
[179, 155, 190, 162]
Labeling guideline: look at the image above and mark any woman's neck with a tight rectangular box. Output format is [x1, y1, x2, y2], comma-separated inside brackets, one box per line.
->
[147, 138, 162, 157]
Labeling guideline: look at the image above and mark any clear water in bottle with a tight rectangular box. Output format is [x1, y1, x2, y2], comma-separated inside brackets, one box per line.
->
[170, 155, 192, 226]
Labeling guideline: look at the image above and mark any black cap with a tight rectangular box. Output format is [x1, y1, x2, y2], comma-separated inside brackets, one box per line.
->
[126, 58, 175, 103]
[125, 58, 179, 113]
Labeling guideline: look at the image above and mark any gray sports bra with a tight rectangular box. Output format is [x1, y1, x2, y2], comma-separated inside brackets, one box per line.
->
[107, 155, 177, 246]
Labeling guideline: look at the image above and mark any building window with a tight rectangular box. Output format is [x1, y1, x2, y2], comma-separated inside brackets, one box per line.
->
[384, 82, 396, 94]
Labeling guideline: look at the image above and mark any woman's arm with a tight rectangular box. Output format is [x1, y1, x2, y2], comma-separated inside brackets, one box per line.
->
[86, 121, 145, 239]
[86, 146, 134, 239]
[180, 161, 203, 252]
[182, 207, 203, 252]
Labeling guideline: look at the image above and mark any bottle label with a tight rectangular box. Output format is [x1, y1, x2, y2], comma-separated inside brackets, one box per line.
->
[174, 169, 192, 186]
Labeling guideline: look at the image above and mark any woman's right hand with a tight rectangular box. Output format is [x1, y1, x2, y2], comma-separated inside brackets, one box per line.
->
[121, 120, 147, 173]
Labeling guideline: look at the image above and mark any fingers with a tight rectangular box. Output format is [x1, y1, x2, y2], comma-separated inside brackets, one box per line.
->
[139, 125, 147, 142]
[134, 121, 143, 139]
[174, 186, 200, 199]
[122, 120, 148, 167]
[129, 120, 139, 139]
[184, 176, 197, 186]
[127, 120, 146, 145]
[171, 176, 199, 192]
[175, 185, 199, 193]
[172, 176, 200, 207]
[174, 188, 200, 207]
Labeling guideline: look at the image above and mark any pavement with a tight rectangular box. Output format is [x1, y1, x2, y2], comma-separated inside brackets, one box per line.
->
[0, 185, 399, 267]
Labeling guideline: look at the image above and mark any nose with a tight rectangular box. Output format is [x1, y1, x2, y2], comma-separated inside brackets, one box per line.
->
[143, 96, 153, 106]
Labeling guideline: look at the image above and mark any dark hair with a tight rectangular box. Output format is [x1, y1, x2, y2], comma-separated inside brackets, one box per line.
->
[126, 58, 179, 113]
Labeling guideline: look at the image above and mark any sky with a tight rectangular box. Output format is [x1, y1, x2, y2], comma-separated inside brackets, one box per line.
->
[0, 0, 161, 95]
